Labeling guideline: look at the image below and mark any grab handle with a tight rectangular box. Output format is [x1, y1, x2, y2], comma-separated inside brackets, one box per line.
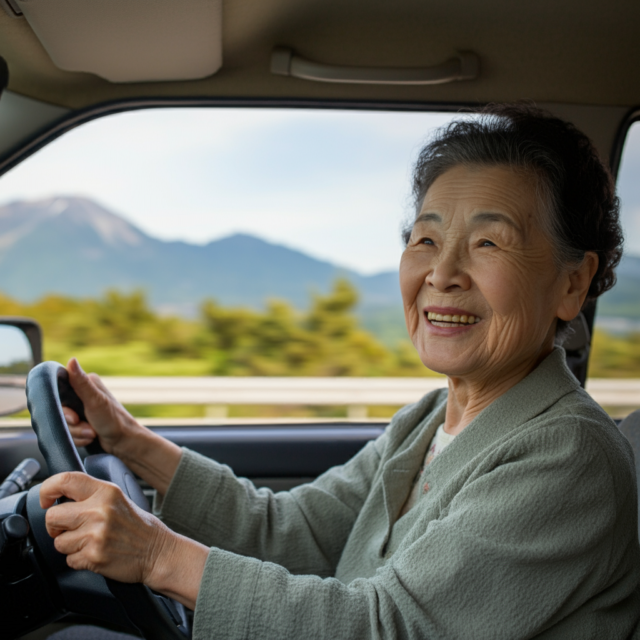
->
[271, 47, 479, 85]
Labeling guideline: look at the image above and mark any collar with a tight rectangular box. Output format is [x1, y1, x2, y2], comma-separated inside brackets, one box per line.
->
[380, 347, 580, 537]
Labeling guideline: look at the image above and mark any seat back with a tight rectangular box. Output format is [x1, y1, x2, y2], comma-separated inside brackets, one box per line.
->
[618, 409, 640, 535]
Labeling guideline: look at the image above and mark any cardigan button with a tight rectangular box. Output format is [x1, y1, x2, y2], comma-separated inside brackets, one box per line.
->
[423, 482, 430, 493]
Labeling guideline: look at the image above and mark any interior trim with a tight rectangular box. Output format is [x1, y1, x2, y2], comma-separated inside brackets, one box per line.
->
[0, 424, 386, 479]
[609, 106, 640, 179]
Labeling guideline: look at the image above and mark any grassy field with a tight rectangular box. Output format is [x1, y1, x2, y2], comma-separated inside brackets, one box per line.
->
[588, 329, 640, 378]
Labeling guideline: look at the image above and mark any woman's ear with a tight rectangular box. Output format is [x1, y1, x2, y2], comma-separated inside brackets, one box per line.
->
[556, 251, 599, 321]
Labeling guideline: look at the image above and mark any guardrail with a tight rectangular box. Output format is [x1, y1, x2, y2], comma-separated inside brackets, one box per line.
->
[94, 376, 640, 419]
[0, 377, 635, 428]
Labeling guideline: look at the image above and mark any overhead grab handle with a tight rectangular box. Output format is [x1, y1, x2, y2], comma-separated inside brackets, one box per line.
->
[271, 47, 479, 85]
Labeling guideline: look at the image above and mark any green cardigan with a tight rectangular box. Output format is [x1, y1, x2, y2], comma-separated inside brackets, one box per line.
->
[156, 348, 640, 639]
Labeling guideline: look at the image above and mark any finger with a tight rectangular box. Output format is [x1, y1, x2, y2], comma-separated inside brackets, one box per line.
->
[68, 422, 97, 446]
[88, 372, 111, 395]
[45, 501, 90, 538]
[66, 358, 106, 408]
[53, 529, 87, 556]
[63, 407, 80, 426]
[40, 472, 103, 509]
[66, 552, 93, 573]
[70, 435, 96, 448]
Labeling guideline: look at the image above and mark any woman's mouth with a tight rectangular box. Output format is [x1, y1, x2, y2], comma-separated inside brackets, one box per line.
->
[426, 311, 480, 327]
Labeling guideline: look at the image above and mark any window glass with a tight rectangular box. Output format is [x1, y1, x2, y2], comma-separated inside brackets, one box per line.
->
[590, 121, 640, 417]
[0, 107, 455, 420]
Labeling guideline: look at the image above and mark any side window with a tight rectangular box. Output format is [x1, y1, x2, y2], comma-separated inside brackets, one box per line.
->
[590, 121, 640, 418]
[0, 107, 454, 422]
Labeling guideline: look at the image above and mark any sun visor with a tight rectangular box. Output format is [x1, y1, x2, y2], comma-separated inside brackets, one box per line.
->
[7, 0, 222, 83]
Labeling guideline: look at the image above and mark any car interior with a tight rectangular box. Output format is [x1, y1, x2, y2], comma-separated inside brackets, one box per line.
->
[0, 0, 639, 637]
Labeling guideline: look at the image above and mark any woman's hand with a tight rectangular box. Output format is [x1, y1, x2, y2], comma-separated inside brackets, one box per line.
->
[62, 358, 183, 496]
[40, 472, 209, 609]
[63, 357, 139, 455]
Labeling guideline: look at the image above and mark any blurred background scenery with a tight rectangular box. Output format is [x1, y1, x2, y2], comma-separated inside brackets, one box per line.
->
[0, 108, 638, 419]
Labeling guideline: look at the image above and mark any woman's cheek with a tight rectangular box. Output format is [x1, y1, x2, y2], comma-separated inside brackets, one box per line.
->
[399, 252, 426, 304]
[399, 254, 425, 341]
[475, 256, 527, 317]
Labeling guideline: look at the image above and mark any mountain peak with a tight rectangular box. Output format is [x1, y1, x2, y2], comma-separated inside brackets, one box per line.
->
[0, 195, 402, 310]
[0, 195, 148, 250]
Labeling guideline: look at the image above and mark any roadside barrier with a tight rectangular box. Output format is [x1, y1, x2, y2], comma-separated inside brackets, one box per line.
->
[1, 377, 637, 424]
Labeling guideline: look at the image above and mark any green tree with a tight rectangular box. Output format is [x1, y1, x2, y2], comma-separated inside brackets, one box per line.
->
[0, 281, 437, 378]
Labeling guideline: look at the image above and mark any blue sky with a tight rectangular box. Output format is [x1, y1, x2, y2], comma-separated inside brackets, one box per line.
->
[0, 107, 637, 276]
[0, 325, 32, 366]
[0, 108, 454, 274]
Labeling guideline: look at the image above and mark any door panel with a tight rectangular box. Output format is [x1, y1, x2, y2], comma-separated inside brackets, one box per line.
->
[0, 424, 385, 490]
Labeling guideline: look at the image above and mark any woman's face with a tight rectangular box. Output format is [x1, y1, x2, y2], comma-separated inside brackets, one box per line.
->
[400, 164, 576, 383]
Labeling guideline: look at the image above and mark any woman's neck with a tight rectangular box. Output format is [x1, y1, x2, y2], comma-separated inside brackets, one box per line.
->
[442, 345, 554, 436]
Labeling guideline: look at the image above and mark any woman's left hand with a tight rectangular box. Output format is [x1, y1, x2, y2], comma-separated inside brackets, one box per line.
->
[40, 472, 209, 609]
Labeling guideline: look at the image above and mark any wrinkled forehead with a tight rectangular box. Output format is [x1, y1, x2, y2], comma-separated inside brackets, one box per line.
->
[416, 164, 544, 228]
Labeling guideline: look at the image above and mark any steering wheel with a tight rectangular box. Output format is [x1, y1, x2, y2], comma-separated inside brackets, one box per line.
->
[24, 361, 191, 639]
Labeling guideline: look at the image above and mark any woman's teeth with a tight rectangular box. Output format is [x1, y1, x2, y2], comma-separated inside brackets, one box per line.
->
[427, 312, 479, 326]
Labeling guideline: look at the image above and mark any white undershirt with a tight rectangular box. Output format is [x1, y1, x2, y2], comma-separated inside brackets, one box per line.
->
[399, 424, 456, 517]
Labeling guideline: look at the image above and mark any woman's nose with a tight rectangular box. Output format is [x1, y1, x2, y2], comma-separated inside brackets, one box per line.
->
[425, 251, 471, 292]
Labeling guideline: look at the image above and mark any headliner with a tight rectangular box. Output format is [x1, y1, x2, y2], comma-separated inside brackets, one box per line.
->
[0, 0, 638, 110]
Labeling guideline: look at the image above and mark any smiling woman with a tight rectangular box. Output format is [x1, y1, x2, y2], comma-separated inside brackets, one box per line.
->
[401, 164, 596, 432]
[45, 104, 639, 640]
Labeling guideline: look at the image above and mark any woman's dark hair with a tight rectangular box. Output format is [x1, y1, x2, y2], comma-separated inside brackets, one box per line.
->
[406, 104, 623, 322]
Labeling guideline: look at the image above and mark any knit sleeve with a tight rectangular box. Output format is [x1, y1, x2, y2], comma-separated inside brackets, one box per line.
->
[154, 431, 387, 577]
[191, 420, 639, 640]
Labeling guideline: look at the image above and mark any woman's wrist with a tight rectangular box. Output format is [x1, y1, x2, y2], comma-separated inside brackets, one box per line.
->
[145, 528, 209, 610]
[110, 412, 149, 461]
[114, 420, 183, 496]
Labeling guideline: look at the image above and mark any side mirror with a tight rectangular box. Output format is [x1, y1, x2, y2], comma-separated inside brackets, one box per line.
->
[0, 317, 42, 416]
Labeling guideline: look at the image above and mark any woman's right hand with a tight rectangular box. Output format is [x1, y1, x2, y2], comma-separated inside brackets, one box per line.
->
[62, 357, 183, 496]
[63, 357, 142, 457]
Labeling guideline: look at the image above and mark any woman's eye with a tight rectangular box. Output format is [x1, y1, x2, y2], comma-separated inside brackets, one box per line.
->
[420, 237, 434, 246]
[480, 240, 496, 247]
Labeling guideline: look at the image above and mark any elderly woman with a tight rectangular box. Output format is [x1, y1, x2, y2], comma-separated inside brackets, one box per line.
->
[43, 104, 639, 639]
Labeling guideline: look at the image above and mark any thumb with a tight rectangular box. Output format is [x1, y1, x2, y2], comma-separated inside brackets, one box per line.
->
[66, 358, 105, 408]
[40, 471, 101, 508]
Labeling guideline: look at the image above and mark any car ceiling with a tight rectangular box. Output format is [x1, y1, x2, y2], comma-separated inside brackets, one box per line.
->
[1, 0, 639, 109]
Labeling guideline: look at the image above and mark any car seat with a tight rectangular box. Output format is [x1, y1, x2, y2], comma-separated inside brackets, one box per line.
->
[618, 409, 640, 535]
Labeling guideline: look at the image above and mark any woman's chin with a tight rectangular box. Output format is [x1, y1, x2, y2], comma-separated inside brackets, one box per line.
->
[418, 353, 472, 378]
[414, 336, 477, 376]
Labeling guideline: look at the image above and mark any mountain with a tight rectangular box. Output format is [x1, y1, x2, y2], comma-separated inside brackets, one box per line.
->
[0, 197, 402, 316]
[1, 196, 637, 343]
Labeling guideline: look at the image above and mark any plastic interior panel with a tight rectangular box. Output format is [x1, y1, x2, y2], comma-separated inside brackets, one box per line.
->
[0, 424, 385, 481]
[15, 0, 222, 82]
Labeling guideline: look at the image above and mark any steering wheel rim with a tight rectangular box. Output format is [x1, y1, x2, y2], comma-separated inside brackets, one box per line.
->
[27, 362, 85, 476]
[25, 361, 192, 639]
